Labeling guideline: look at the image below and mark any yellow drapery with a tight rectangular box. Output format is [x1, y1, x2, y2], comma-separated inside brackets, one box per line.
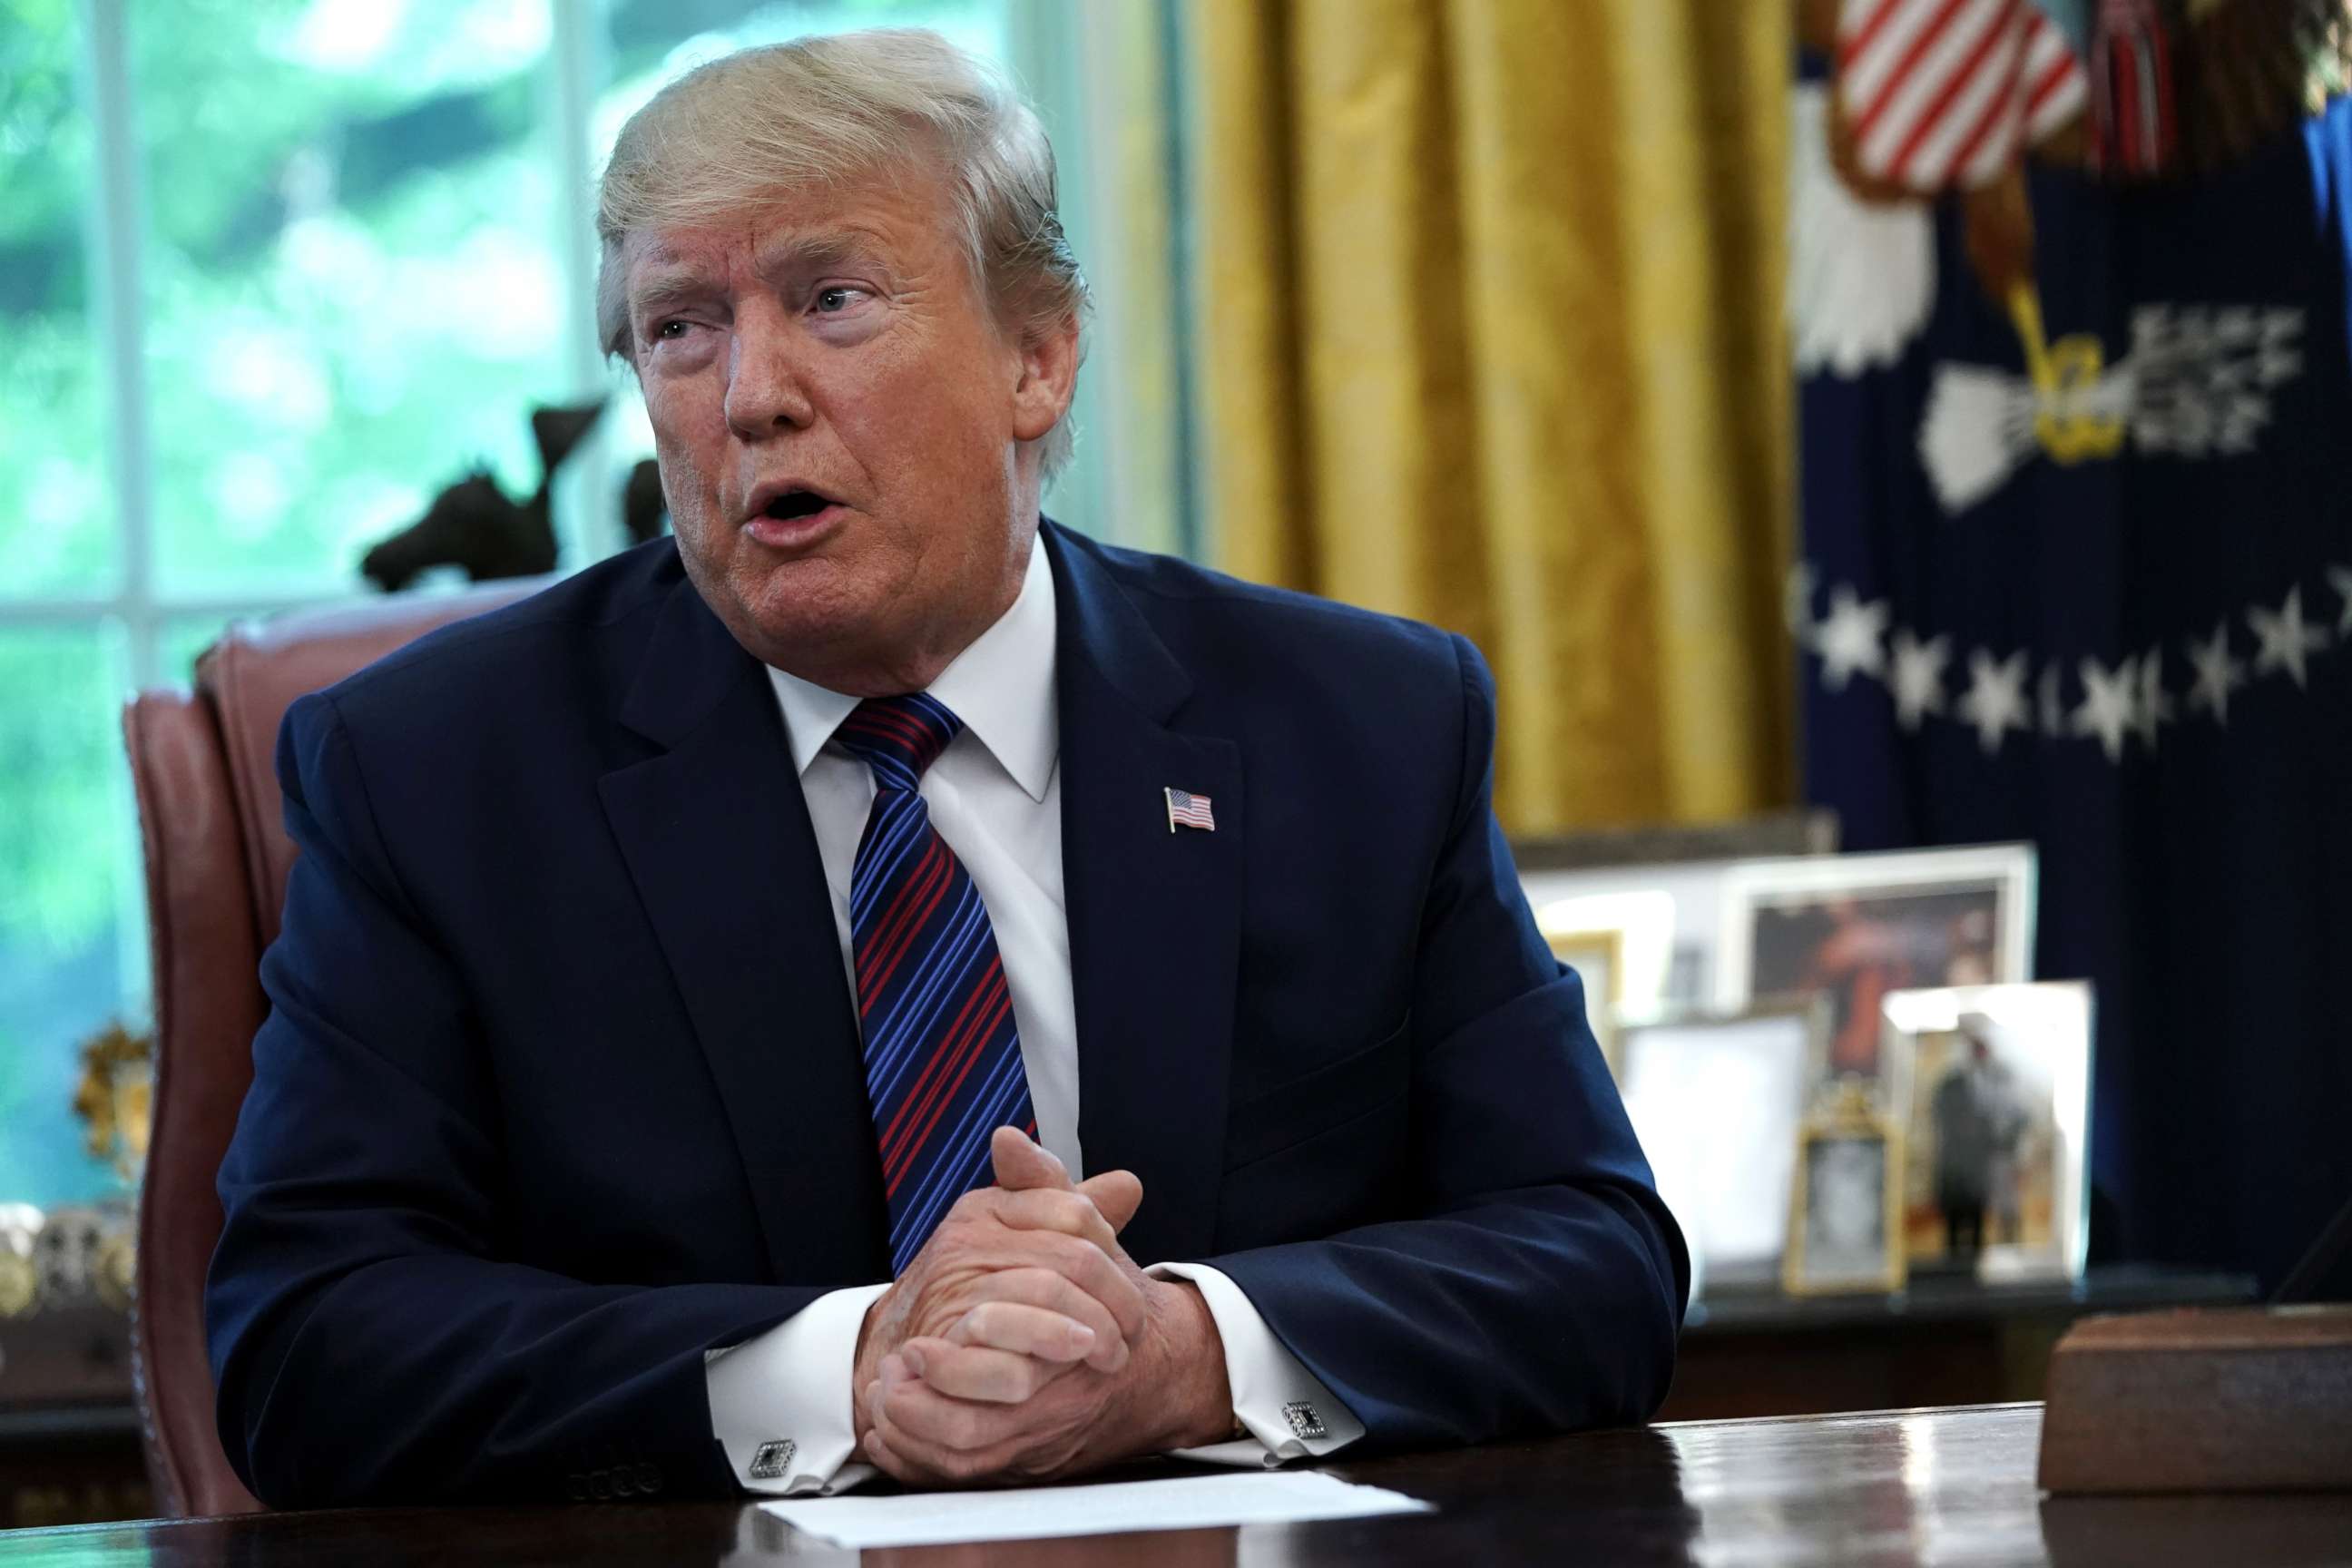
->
[1193, 0, 1795, 833]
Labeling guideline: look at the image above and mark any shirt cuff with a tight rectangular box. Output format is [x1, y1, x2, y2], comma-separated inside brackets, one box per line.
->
[1147, 1261, 1364, 1466]
[705, 1282, 892, 1495]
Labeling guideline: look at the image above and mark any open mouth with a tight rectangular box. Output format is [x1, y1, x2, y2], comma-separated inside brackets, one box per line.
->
[762, 489, 835, 522]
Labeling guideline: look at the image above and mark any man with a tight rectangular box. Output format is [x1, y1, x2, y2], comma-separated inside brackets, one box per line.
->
[207, 29, 1687, 1505]
[1933, 1019, 2024, 1259]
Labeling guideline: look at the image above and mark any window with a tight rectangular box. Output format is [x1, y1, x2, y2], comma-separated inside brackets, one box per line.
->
[0, 0, 1189, 1209]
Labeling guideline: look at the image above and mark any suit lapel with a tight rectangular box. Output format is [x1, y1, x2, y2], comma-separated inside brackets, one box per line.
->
[1046, 526, 1244, 1265]
[598, 570, 887, 1284]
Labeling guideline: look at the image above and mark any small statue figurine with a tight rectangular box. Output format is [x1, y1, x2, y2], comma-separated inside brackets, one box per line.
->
[622, 456, 670, 544]
[360, 400, 607, 591]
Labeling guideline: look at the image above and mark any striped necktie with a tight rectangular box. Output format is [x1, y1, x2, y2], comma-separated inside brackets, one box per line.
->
[834, 693, 1036, 1274]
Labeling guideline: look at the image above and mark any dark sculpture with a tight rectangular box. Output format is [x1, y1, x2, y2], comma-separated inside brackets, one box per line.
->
[360, 401, 606, 591]
[622, 456, 670, 544]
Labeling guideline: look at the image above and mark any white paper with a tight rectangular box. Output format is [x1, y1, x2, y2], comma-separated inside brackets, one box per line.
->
[759, 1470, 1431, 1549]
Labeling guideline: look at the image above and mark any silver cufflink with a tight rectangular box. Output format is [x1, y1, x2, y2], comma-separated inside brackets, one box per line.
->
[749, 1438, 798, 1480]
[1282, 1402, 1327, 1440]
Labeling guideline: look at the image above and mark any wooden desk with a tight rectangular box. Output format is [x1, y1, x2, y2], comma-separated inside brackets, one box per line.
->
[4, 1405, 2347, 1565]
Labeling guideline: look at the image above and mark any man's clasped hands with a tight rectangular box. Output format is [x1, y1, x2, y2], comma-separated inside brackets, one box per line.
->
[851, 1127, 1236, 1485]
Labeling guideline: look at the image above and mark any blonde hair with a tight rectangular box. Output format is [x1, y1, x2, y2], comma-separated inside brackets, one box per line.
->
[596, 29, 1088, 475]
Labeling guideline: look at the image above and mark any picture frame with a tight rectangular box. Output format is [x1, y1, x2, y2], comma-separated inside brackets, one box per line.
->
[1714, 844, 2037, 1082]
[1543, 926, 1626, 1077]
[1612, 1002, 1827, 1296]
[1532, 890, 1674, 1080]
[1783, 1087, 1907, 1296]
[1880, 982, 2093, 1284]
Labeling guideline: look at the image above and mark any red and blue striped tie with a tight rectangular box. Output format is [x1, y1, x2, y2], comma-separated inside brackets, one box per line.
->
[835, 693, 1036, 1274]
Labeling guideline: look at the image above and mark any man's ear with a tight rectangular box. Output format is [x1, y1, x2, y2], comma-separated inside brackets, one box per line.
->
[1010, 312, 1081, 443]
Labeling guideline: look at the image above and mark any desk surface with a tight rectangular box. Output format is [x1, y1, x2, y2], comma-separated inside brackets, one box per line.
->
[5, 1404, 2349, 1566]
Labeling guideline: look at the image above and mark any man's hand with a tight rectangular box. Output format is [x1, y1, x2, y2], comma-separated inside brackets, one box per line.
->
[850, 1132, 1151, 1455]
[860, 1129, 1234, 1485]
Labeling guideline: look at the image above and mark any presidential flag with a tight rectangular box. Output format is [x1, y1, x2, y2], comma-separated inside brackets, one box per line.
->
[1790, 32, 2352, 1289]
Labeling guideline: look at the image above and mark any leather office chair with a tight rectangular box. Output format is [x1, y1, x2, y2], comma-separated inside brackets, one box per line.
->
[122, 580, 539, 1517]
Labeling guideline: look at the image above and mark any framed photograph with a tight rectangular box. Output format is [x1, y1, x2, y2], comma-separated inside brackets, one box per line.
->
[1533, 890, 1675, 1078]
[1881, 982, 2093, 1283]
[1715, 845, 2036, 1080]
[1545, 928, 1625, 1076]
[1612, 1003, 1825, 1295]
[1784, 1104, 1906, 1295]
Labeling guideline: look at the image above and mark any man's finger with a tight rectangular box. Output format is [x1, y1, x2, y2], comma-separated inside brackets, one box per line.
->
[879, 1359, 1018, 1454]
[902, 1335, 1059, 1404]
[1024, 1230, 1149, 1345]
[861, 1425, 924, 1486]
[865, 1419, 1013, 1490]
[990, 1125, 1072, 1192]
[952, 1266, 1131, 1372]
[946, 1300, 1099, 1364]
[985, 1128, 1145, 1239]
[1074, 1170, 1143, 1235]
[994, 1187, 1122, 1255]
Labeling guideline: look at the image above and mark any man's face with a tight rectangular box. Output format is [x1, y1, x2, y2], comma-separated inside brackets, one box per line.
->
[623, 163, 1072, 690]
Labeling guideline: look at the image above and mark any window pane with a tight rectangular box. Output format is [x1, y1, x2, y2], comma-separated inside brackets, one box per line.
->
[161, 612, 238, 683]
[0, 4, 115, 599]
[0, 624, 137, 1209]
[141, 0, 561, 598]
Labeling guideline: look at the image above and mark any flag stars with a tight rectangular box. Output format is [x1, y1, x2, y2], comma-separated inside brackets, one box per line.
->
[2185, 621, 2246, 727]
[2072, 656, 2139, 763]
[2327, 564, 2352, 636]
[1816, 586, 1890, 691]
[1889, 631, 1951, 729]
[2249, 586, 2328, 689]
[1957, 649, 2032, 754]
[1798, 568, 2342, 765]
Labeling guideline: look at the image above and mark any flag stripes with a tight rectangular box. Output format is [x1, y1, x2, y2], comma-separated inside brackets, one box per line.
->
[1838, 0, 2089, 191]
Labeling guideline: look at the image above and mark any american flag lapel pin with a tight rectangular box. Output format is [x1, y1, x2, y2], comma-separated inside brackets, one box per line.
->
[1164, 786, 1216, 833]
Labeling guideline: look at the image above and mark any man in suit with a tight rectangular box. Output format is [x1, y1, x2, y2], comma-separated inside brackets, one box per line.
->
[207, 29, 1687, 1504]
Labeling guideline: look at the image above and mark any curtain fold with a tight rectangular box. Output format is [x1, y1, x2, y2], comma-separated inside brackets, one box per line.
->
[1194, 0, 1796, 834]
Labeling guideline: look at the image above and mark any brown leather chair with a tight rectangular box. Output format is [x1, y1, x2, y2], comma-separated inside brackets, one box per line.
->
[122, 580, 541, 1517]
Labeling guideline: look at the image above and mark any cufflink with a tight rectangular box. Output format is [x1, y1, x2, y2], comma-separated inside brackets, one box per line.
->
[749, 1439, 798, 1480]
[1281, 1402, 1327, 1440]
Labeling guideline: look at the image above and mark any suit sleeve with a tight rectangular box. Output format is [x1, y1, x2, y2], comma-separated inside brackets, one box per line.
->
[1201, 636, 1690, 1447]
[207, 692, 818, 1507]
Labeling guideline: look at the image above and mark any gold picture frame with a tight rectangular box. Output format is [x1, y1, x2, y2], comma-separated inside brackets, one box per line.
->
[1783, 1084, 1907, 1296]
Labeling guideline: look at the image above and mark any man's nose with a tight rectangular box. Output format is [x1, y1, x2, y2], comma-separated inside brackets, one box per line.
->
[724, 301, 815, 437]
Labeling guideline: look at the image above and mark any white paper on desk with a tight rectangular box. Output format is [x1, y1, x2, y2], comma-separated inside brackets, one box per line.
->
[759, 1471, 1431, 1549]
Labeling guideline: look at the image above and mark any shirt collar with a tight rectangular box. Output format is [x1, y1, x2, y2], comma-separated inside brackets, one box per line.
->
[763, 534, 1059, 803]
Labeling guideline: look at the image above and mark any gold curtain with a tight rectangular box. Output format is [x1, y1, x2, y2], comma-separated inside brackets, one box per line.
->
[1194, 0, 1796, 834]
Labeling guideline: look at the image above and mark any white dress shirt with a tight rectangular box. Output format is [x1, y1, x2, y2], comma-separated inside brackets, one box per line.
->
[705, 534, 1362, 1494]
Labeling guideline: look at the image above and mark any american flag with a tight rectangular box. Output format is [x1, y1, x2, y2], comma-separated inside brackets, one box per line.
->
[1838, 0, 2090, 191]
[1164, 787, 1216, 833]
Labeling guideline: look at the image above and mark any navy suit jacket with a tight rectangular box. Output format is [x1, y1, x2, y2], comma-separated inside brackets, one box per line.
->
[208, 522, 1689, 1506]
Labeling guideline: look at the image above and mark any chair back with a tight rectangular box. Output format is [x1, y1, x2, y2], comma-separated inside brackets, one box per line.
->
[122, 581, 537, 1517]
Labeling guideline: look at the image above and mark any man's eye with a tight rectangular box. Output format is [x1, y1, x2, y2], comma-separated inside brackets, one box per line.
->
[654, 319, 690, 340]
[815, 288, 860, 314]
